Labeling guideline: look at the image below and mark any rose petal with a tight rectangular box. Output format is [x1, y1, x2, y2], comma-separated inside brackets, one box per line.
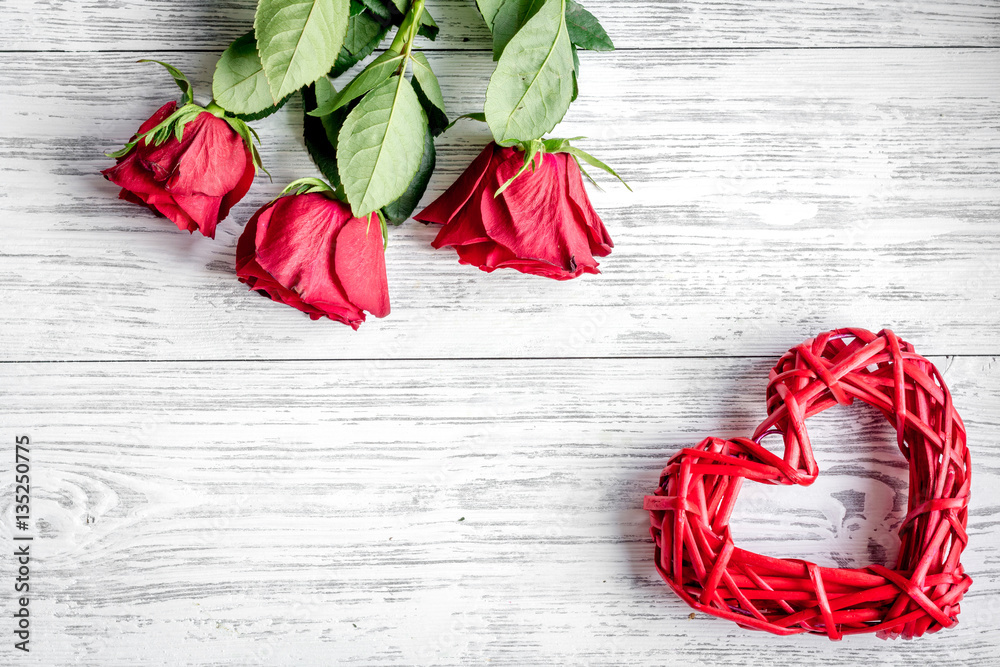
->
[218, 146, 256, 223]
[254, 194, 362, 323]
[431, 196, 491, 249]
[237, 200, 365, 326]
[453, 240, 516, 272]
[334, 215, 390, 319]
[104, 155, 198, 232]
[414, 143, 495, 225]
[564, 154, 613, 256]
[236, 202, 270, 272]
[483, 152, 597, 274]
[165, 113, 247, 197]
[170, 191, 223, 238]
[118, 188, 151, 209]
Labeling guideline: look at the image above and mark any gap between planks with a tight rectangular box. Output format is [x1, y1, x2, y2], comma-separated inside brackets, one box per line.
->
[3, 46, 1000, 54]
[0, 354, 992, 365]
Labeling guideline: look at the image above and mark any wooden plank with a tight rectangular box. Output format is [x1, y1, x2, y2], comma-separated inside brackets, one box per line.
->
[4, 0, 1000, 51]
[0, 355, 996, 664]
[2, 49, 999, 360]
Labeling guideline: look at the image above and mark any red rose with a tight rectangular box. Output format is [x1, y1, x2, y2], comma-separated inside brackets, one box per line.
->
[102, 101, 255, 238]
[236, 192, 390, 329]
[414, 142, 613, 280]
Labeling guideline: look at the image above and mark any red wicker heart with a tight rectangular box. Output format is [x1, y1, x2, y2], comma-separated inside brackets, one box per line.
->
[643, 328, 971, 640]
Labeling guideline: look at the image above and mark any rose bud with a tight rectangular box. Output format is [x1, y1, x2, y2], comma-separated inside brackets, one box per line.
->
[102, 101, 256, 238]
[236, 188, 390, 329]
[414, 142, 615, 280]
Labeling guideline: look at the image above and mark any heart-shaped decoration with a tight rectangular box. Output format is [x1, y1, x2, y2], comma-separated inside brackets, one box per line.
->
[643, 328, 971, 640]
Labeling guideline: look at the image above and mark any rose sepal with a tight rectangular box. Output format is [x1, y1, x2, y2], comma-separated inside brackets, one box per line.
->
[277, 177, 389, 248]
[495, 137, 631, 196]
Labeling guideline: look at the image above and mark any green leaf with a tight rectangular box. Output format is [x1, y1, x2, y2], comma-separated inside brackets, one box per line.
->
[338, 75, 428, 216]
[331, 22, 390, 78]
[359, 0, 391, 20]
[314, 75, 339, 124]
[231, 95, 295, 122]
[345, 8, 385, 53]
[302, 80, 348, 188]
[139, 60, 194, 105]
[409, 53, 445, 114]
[490, 0, 542, 60]
[417, 10, 439, 40]
[570, 43, 580, 102]
[441, 112, 487, 133]
[565, 0, 613, 51]
[476, 0, 537, 42]
[389, 0, 405, 12]
[413, 81, 448, 137]
[484, 0, 574, 144]
[311, 49, 403, 116]
[476, 0, 502, 28]
[212, 31, 276, 117]
[410, 52, 448, 135]
[381, 127, 435, 225]
[255, 0, 351, 102]
[456, 112, 487, 123]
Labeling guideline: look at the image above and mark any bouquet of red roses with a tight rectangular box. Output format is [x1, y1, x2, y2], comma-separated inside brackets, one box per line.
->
[104, 0, 627, 328]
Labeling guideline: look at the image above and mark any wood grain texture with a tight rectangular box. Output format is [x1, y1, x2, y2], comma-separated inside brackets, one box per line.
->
[4, 0, 1000, 663]
[2, 50, 998, 360]
[4, 0, 1000, 51]
[1, 356, 998, 665]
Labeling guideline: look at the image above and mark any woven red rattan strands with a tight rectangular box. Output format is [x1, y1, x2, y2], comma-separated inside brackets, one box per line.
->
[643, 328, 972, 640]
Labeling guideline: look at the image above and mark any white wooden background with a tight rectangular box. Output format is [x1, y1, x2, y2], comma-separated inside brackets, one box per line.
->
[2, 0, 999, 664]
